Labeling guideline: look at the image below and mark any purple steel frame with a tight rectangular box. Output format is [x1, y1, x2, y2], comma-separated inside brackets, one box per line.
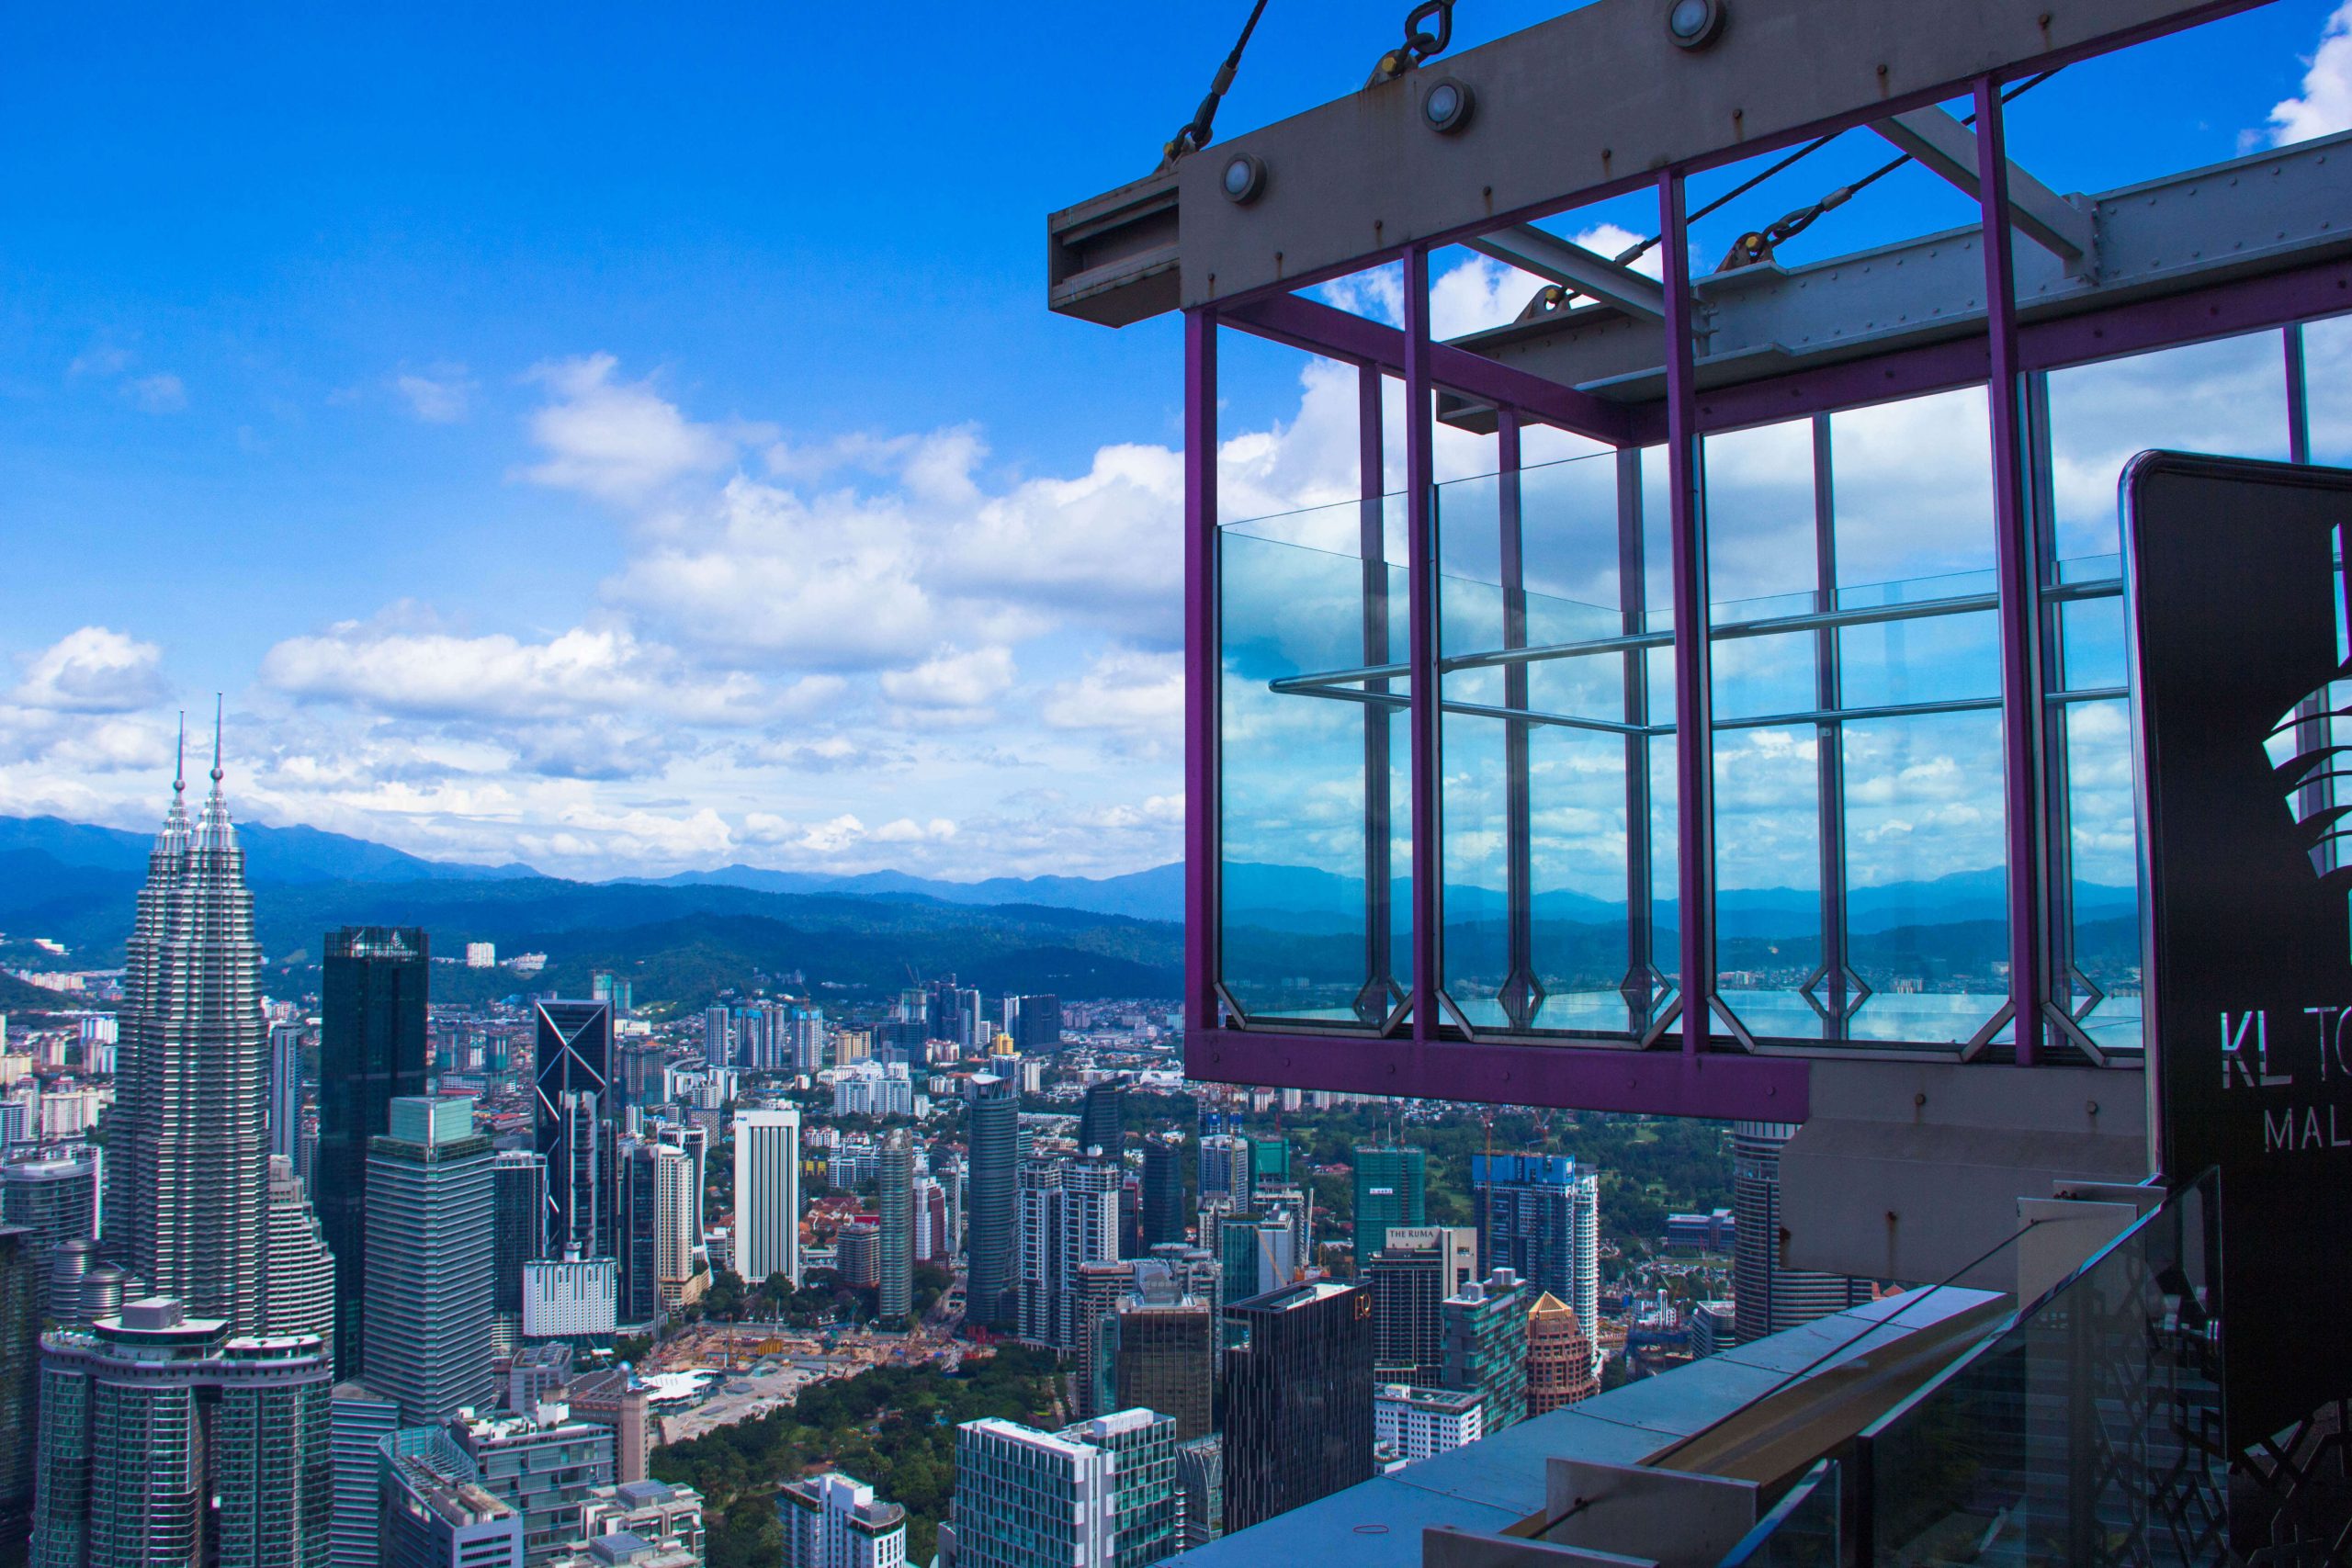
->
[1181, 72, 2352, 1121]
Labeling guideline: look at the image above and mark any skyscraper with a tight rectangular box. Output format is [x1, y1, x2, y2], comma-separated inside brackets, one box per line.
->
[701, 1006, 730, 1070]
[0, 1225, 39, 1559]
[1364, 1226, 1478, 1387]
[264, 1154, 338, 1350]
[1221, 1280, 1374, 1534]
[319, 925, 431, 1378]
[651, 1142, 699, 1314]
[34, 1299, 334, 1568]
[105, 734, 276, 1334]
[378, 1430, 526, 1567]
[1472, 1155, 1599, 1351]
[779, 1471, 907, 1568]
[1140, 1135, 1189, 1249]
[946, 1408, 1174, 1568]
[328, 1381, 401, 1568]
[1732, 1121, 1871, 1343]
[1, 1151, 99, 1317]
[1197, 1134, 1252, 1212]
[964, 1074, 1019, 1330]
[614, 1137, 662, 1328]
[534, 1000, 614, 1260]
[1440, 1268, 1529, 1432]
[732, 1108, 801, 1288]
[365, 1097, 495, 1424]
[1114, 1264, 1215, 1440]
[491, 1150, 548, 1330]
[1079, 1082, 1124, 1158]
[269, 1021, 305, 1166]
[1524, 1292, 1600, 1414]
[1017, 1159, 1121, 1352]
[876, 1130, 914, 1324]
[1352, 1145, 1428, 1240]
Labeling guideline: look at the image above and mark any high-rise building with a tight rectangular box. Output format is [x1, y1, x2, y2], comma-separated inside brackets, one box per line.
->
[1690, 1299, 1737, 1359]
[33, 1299, 334, 1568]
[1079, 1083, 1125, 1159]
[1114, 1265, 1214, 1440]
[379, 1427, 526, 1568]
[465, 942, 497, 969]
[1525, 1292, 1600, 1413]
[1733, 1121, 1871, 1343]
[964, 1074, 1019, 1330]
[329, 1381, 401, 1568]
[105, 740, 275, 1334]
[733, 1108, 801, 1289]
[590, 973, 632, 1017]
[264, 1153, 338, 1349]
[1018, 1159, 1122, 1351]
[650, 1144, 698, 1314]
[700, 1007, 730, 1070]
[1248, 1136, 1290, 1191]
[876, 1130, 914, 1324]
[1197, 1134, 1251, 1212]
[1440, 1269, 1529, 1433]
[1070, 1260, 1135, 1419]
[1140, 1136, 1188, 1249]
[835, 1222, 880, 1286]
[1373, 1383, 1485, 1463]
[565, 1367, 653, 1485]
[1001, 995, 1063, 1054]
[366, 1097, 495, 1424]
[1174, 1437, 1222, 1551]
[269, 1021, 306, 1166]
[1221, 1280, 1374, 1534]
[452, 1404, 616, 1564]
[2, 1150, 99, 1316]
[1471, 1155, 1599, 1354]
[1352, 1145, 1428, 1241]
[614, 1138, 662, 1328]
[571, 1478, 704, 1558]
[534, 1000, 615, 1261]
[0, 1225, 38, 1558]
[779, 1471, 908, 1568]
[521, 1258, 618, 1343]
[1363, 1224, 1478, 1387]
[319, 925, 431, 1378]
[946, 1408, 1174, 1568]
[492, 1150, 548, 1330]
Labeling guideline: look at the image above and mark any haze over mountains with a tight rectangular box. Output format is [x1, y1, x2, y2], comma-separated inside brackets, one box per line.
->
[0, 812, 2135, 1010]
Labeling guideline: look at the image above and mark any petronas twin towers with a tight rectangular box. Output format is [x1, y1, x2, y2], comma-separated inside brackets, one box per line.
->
[103, 716, 334, 1340]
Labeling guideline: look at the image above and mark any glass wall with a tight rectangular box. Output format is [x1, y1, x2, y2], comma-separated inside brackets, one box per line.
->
[1215, 315, 2348, 1053]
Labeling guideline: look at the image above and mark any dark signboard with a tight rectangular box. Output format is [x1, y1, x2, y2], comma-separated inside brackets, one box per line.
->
[2129, 451, 2352, 1453]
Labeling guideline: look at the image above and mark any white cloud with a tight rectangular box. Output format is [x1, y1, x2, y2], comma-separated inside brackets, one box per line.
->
[1044, 649, 1182, 740]
[2265, 1, 2352, 144]
[12, 627, 168, 713]
[395, 367, 474, 423]
[68, 344, 132, 379]
[879, 646, 1016, 710]
[259, 615, 769, 728]
[521, 354, 760, 502]
[124, 373, 186, 413]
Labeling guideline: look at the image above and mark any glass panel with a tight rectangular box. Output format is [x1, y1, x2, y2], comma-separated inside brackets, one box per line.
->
[2311, 315, 2352, 467]
[1860, 1175, 2222, 1565]
[1718, 1460, 1839, 1568]
[1436, 470, 1509, 1029]
[2058, 696, 2143, 1055]
[1841, 712, 2007, 1044]
[1219, 495, 1408, 1027]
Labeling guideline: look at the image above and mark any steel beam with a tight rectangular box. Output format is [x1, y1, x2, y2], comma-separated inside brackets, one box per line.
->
[1464, 226, 1668, 321]
[1660, 173, 1715, 1057]
[1185, 1025, 1809, 1121]
[1221, 291, 1635, 446]
[1046, 0, 2267, 321]
[1871, 107, 2097, 272]
[1183, 311, 1220, 1036]
[1405, 249, 1442, 1047]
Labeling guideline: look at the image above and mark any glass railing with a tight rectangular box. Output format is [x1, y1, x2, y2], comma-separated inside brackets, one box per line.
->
[1720, 1175, 2223, 1566]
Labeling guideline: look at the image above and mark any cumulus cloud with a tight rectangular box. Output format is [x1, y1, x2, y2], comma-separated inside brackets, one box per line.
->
[395, 367, 474, 423]
[2265, 1, 2352, 144]
[13, 627, 169, 713]
[1044, 649, 1182, 745]
[259, 615, 769, 728]
[521, 354, 763, 502]
[879, 646, 1016, 711]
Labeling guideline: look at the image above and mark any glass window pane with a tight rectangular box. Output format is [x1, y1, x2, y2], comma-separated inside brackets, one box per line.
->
[2310, 314, 2352, 466]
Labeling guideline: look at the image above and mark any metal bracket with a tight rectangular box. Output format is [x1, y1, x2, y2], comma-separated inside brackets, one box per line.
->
[1869, 105, 2098, 276]
[1464, 225, 1669, 321]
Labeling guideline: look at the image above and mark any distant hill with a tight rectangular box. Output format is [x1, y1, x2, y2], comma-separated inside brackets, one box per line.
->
[645, 862, 1186, 922]
[0, 815, 534, 885]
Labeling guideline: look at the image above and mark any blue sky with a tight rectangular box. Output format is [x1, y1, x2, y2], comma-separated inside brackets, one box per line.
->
[0, 0, 2344, 879]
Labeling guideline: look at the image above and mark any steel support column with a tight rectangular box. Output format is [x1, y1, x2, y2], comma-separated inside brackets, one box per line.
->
[1499, 412, 1537, 1029]
[1659, 172, 1715, 1055]
[1184, 310, 1221, 1037]
[1812, 415, 1852, 1035]
[1977, 77, 2049, 1065]
[1361, 364, 1397, 1022]
[1405, 248, 1443, 1043]
[1619, 450, 1657, 1032]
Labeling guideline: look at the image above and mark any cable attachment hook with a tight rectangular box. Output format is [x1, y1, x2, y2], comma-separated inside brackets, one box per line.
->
[1368, 0, 1457, 85]
[1160, 0, 1273, 170]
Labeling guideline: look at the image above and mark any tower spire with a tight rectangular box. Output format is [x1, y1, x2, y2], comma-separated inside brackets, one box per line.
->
[210, 694, 224, 785]
[174, 711, 187, 796]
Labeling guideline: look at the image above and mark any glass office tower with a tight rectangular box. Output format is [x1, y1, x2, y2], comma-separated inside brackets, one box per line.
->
[318, 925, 430, 1378]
